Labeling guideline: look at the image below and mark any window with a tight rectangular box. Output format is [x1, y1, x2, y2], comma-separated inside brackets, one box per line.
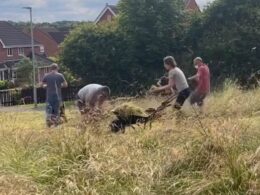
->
[40, 46, 45, 53]
[7, 48, 13, 57]
[12, 70, 17, 79]
[18, 48, 24, 56]
[107, 14, 112, 22]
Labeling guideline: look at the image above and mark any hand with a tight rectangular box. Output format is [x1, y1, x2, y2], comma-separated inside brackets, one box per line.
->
[149, 85, 157, 92]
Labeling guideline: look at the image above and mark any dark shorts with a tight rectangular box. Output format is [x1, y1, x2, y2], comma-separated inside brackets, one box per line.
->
[190, 91, 207, 107]
[174, 88, 191, 110]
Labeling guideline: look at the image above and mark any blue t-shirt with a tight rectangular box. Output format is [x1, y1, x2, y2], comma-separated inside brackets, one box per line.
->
[42, 72, 65, 101]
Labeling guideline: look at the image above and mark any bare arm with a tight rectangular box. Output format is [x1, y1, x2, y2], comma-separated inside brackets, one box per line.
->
[188, 74, 198, 81]
[62, 80, 68, 88]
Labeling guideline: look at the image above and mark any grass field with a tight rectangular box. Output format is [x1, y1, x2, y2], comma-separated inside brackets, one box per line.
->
[0, 83, 259, 194]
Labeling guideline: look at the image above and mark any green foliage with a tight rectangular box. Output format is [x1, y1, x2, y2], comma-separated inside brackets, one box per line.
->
[61, 0, 185, 94]
[61, 0, 260, 92]
[118, 0, 184, 75]
[0, 85, 260, 194]
[0, 80, 9, 90]
[187, 0, 260, 82]
[16, 58, 33, 88]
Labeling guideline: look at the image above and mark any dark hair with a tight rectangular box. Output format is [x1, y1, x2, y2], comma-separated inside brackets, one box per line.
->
[158, 76, 169, 86]
[163, 56, 177, 67]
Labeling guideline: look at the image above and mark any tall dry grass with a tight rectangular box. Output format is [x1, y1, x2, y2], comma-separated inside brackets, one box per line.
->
[0, 83, 259, 194]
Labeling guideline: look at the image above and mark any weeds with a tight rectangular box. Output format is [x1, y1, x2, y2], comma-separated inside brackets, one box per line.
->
[0, 84, 259, 194]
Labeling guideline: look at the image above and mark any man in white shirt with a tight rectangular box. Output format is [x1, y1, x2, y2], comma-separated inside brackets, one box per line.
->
[150, 56, 190, 110]
[76, 84, 110, 114]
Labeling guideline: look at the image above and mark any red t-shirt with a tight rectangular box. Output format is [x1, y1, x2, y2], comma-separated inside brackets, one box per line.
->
[196, 64, 210, 94]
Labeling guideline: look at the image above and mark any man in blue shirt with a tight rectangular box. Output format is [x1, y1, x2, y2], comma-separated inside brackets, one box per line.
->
[41, 63, 68, 127]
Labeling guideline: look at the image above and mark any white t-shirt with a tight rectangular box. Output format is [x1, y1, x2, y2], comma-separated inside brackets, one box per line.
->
[77, 84, 104, 104]
[168, 67, 189, 92]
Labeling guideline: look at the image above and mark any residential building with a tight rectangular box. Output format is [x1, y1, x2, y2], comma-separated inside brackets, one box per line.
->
[27, 28, 68, 57]
[95, 0, 201, 24]
[0, 21, 52, 82]
[95, 3, 118, 24]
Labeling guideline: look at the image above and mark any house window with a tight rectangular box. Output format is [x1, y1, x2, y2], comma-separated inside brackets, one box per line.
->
[12, 70, 17, 79]
[40, 46, 45, 53]
[7, 48, 13, 57]
[107, 14, 112, 21]
[18, 48, 24, 56]
[0, 71, 6, 81]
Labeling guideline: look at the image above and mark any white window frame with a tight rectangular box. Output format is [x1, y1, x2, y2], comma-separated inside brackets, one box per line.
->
[18, 48, 24, 56]
[7, 48, 13, 57]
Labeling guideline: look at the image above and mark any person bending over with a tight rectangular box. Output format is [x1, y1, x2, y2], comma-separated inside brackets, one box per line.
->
[76, 84, 110, 114]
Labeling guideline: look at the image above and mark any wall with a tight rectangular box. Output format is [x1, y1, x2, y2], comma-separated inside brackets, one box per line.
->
[33, 29, 59, 57]
[97, 9, 115, 24]
[0, 42, 42, 63]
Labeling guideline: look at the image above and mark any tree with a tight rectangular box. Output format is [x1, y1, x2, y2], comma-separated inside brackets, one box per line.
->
[16, 58, 33, 88]
[61, 0, 186, 94]
[118, 0, 185, 81]
[187, 0, 260, 83]
[60, 22, 131, 93]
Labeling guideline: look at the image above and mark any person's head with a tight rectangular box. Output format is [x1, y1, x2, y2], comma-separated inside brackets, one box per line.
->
[76, 99, 86, 115]
[50, 63, 59, 72]
[193, 57, 203, 69]
[163, 56, 177, 71]
[158, 76, 169, 86]
[97, 86, 111, 103]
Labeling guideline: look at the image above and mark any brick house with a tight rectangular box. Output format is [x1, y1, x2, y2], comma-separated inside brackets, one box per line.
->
[0, 21, 52, 82]
[28, 28, 68, 57]
[95, 0, 200, 24]
[184, 0, 201, 12]
[95, 3, 118, 24]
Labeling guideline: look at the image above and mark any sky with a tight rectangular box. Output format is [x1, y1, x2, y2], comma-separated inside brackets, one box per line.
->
[0, 0, 214, 23]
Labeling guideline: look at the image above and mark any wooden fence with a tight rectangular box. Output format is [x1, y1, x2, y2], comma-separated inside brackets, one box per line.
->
[0, 86, 82, 107]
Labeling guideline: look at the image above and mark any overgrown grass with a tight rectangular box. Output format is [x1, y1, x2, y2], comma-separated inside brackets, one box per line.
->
[0, 84, 259, 194]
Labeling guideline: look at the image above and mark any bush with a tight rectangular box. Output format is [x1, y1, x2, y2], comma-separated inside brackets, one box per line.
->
[0, 80, 9, 90]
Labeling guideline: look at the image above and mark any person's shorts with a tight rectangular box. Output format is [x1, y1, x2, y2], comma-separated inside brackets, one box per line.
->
[190, 91, 207, 106]
[174, 88, 191, 110]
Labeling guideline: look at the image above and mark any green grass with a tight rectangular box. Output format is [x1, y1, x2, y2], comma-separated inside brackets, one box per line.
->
[0, 83, 259, 194]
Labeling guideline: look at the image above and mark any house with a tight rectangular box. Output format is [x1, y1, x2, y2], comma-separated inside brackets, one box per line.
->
[27, 28, 68, 57]
[184, 0, 201, 12]
[0, 21, 52, 82]
[95, 3, 118, 24]
[95, 0, 200, 24]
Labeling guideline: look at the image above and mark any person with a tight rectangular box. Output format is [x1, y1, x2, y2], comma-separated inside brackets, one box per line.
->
[150, 56, 190, 110]
[188, 57, 210, 110]
[76, 84, 110, 114]
[41, 63, 68, 127]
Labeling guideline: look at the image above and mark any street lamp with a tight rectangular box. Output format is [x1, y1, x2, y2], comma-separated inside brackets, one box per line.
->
[23, 6, 37, 108]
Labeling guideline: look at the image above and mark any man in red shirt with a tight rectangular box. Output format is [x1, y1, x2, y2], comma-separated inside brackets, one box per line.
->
[188, 57, 210, 109]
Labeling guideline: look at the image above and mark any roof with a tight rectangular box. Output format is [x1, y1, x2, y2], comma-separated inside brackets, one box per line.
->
[95, 3, 118, 24]
[0, 21, 41, 48]
[184, 0, 201, 11]
[107, 5, 118, 14]
[34, 28, 68, 45]
[0, 60, 20, 69]
[48, 31, 69, 44]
